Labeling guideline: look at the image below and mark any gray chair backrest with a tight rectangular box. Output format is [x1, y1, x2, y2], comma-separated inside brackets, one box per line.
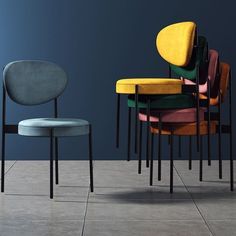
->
[3, 60, 68, 105]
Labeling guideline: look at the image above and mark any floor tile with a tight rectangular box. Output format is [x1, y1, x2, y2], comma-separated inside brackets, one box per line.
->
[0, 219, 83, 236]
[207, 220, 236, 236]
[89, 186, 191, 203]
[93, 161, 185, 188]
[5, 161, 90, 186]
[0, 195, 87, 221]
[0, 160, 235, 236]
[86, 199, 202, 221]
[84, 220, 212, 236]
[3, 161, 90, 200]
[174, 160, 235, 199]
[195, 199, 236, 220]
[0, 161, 16, 179]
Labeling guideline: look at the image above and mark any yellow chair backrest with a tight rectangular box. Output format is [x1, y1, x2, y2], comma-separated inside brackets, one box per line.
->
[156, 22, 196, 67]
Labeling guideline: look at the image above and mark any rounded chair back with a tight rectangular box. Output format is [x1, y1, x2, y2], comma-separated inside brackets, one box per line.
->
[3, 60, 68, 106]
[156, 21, 196, 67]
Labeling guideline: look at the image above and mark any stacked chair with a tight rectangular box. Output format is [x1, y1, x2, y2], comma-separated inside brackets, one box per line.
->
[115, 21, 233, 193]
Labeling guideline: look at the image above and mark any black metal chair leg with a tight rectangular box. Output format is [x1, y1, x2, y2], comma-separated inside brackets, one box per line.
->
[170, 131, 174, 194]
[1, 87, 6, 193]
[218, 92, 222, 179]
[146, 98, 151, 168]
[207, 79, 211, 166]
[150, 132, 154, 186]
[196, 66, 200, 152]
[50, 130, 54, 199]
[55, 138, 59, 185]
[134, 85, 139, 154]
[138, 121, 142, 174]
[199, 135, 203, 182]
[189, 136, 192, 170]
[116, 94, 120, 149]
[1, 132, 5, 193]
[89, 124, 94, 192]
[127, 107, 131, 161]
[229, 72, 234, 191]
[158, 114, 162, 181]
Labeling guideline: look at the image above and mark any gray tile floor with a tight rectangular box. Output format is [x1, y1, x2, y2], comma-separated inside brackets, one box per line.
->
[0, 160, 235, 236]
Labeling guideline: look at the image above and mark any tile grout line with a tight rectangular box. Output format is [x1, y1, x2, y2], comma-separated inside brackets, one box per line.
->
[81, 186, 91, 236]
[174, 163, 215, 236]
[4, 160, 17, 176]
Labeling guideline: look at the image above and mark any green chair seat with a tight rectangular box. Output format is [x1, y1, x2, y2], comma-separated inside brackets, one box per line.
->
[128, 94, 195, 109]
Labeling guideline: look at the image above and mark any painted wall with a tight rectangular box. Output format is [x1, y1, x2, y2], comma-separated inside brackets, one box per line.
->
[0, 0, 235, 160]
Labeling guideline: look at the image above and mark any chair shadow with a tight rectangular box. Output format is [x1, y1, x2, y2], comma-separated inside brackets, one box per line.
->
[90, 184, 236, 204]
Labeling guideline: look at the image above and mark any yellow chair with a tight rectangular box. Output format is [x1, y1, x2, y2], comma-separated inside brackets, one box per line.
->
[115, 22, 203, 173]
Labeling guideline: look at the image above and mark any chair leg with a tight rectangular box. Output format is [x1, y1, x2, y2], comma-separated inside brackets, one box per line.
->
[196, 67, 200, 152]
[146, 126, 150, 168]
[50, 130, 54, 199]
[170, 131, 174, 194]
[138, 121, 142, 174]
[229, 73, 234, 191]
[199, 136, 203, 182]
[150, 132, 154, 186]
[218, 93, 222, 179]
[158, 114, 162, 181]
[116, 94, 120, 148]
[89, 124, 94, 192]
[127, 107, 131, 161]
[1, 131, 5, 192]
[55, 138, 59, 185]
[230, 129, 234, 191]
[146, 98, 151, 168]
[189, 136, 192, 170]
[207, 78, 211, 166]
[207, 131, 211, 166]
[134, 85, 139, 154]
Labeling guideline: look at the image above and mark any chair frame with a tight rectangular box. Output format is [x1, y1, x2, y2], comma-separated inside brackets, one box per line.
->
[150, 66, 233, 192]
[1, 85, 94, 199]
[116, 29, 202, 162]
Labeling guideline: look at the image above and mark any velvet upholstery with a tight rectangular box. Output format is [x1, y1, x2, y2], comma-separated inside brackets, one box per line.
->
[183, 49, 218, 93]
[199, 62, 230, 105]
[156, 22, 196, 66]
[151, 121, 217, 136]
[170, 36, 208, 80]
[116, 78, 182, 94]
[3, 60, 67, 106]
[18, 118, 89, 137]
[139, 108, 205, 123]
[127, 94, 195, 109]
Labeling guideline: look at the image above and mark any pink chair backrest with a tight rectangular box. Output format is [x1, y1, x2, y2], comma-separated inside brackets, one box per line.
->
[183, 49, 219, 94]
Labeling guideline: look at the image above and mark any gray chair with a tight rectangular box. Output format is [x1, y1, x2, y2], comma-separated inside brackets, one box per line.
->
[1, 60, 93, 199]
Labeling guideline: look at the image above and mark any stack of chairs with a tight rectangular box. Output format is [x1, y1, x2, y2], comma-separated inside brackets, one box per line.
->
[115, 22, 233, 193]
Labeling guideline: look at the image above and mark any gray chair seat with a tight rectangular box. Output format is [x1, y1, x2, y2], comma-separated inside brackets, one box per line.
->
[18, 118, 90, 137]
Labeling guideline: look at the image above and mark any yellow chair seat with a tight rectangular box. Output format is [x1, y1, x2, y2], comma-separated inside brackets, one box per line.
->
[116, 78, 183, 95]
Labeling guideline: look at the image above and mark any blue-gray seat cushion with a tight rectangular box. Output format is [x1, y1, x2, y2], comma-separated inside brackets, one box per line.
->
[18, 118, 89, 137]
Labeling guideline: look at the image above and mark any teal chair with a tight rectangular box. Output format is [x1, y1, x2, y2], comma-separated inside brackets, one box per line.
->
[1, 60, 94, 199]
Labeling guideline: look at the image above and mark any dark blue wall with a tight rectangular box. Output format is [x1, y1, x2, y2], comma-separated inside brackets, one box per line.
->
[0, 0, 235, 160]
